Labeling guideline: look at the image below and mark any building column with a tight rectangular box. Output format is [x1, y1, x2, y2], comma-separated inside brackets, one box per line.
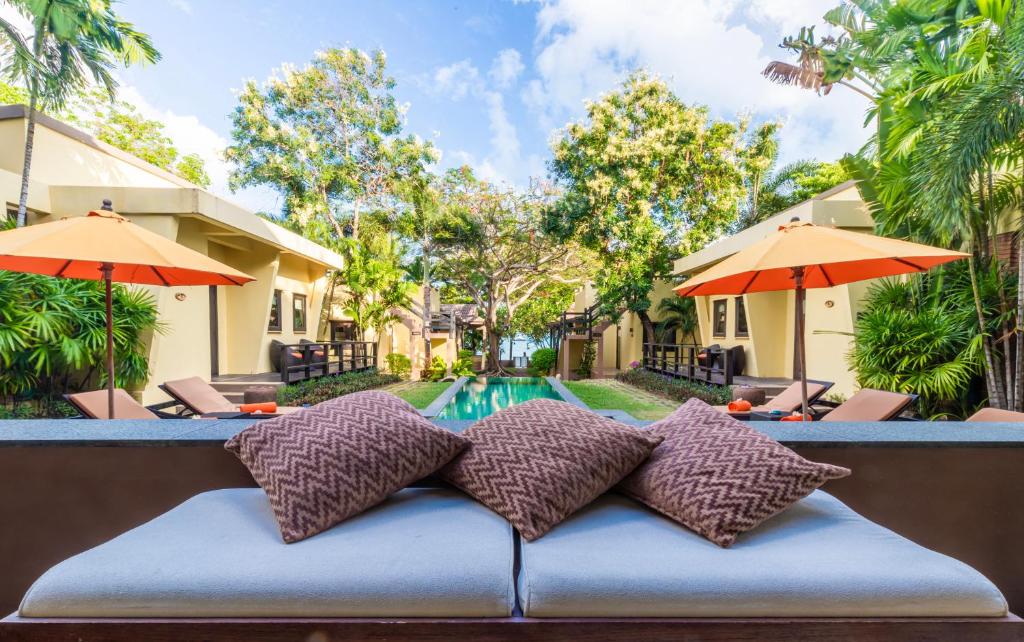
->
[561, 339, 571, 380]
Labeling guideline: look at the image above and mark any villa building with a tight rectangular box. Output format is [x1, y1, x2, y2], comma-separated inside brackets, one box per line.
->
[0, 105, 352, 403]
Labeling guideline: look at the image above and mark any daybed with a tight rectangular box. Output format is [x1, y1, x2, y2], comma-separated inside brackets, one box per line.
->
[2, 485, 1017, 641]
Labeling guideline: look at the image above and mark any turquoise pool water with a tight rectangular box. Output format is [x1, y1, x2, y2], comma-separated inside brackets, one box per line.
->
[435, 377, 562, 420]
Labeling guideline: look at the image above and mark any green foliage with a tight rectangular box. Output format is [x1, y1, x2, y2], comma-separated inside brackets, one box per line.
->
[68, 88, 211, 187]
[226, 47, 435, 240]
[655, 296, 698, 344]
[435, 167, 592, 372]
[384, 352, 412, 380]
[576, 340, 596, 379]
[420, 355, 448, 382]
[338, 233, 415, 338]
[452, 349, 476, 377]
[529, 347, 558, 376]
[547, 72, 753, 330]
[0, 271, 161, 415]
[277, 369, 400, 406]
[0, 80, 29, 105]
[508, 281, 576, 346]
[848, 265, 1004, 419]
[616, 368, 732, 406]
[1, 0, 160, 226]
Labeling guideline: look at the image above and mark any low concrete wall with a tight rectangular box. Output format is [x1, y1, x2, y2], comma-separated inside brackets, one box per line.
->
[1, 420, 1023, 616]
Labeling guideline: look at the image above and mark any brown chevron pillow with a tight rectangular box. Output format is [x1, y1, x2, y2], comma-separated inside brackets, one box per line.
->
[225, 390, 468, 543]
[439, 398, 663, 541]
[618, 398, 850, 547]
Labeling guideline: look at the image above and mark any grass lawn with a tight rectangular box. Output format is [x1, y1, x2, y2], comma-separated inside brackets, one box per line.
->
[383, 381, 453, 409]
[563, 379, 678, 421]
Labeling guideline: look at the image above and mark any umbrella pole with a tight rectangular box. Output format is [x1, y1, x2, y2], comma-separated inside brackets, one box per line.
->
[101, 263, 115, 419]
[793, 266, 809, 421]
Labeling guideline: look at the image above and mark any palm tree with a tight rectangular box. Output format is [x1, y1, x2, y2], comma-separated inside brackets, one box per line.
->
[0, 0, 160, 227]
[655, 296, 698, 346]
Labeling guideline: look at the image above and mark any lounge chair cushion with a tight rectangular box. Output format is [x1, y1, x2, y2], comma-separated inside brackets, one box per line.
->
[519, 491, 1008, 618]
[163, 376, 236, 414]
[619, 398, 849, 547]
[440, 398, 663, 540]
[226, 391, 467, 543]
[821, 388, 913, 422]
[19, 487, 516, 617]
[65, 389, 158, 420]
[967, 407, 1024, 422]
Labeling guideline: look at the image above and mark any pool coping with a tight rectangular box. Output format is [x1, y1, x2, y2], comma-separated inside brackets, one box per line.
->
[419, 377, 471, 418]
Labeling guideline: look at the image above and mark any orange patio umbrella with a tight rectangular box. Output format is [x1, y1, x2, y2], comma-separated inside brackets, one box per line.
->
[0, 200, 255, 418]
[675, 219, 968, 419]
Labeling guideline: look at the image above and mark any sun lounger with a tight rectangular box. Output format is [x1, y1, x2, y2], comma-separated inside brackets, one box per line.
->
[967, 408, 1024, 422]
[159, 377, 299, 418]
[64, 389, 177, 419]
[5, 486, 1016, 641]
[716, 379, 833, 418]
[818, 388, 917, 422]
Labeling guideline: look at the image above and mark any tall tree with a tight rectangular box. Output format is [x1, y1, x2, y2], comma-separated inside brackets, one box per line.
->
[226, 48, 435, 241]
[436, 168, 593, 373]
[338, 233, 414, 341]
[547, 72, 748, 341]
[0, 0, 160, 227]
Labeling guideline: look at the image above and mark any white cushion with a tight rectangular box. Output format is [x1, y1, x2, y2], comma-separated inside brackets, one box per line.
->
[519, 491, 1007, 617]
[20, 487, 515, 617]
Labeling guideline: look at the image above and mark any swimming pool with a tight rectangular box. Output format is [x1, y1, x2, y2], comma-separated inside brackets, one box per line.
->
[435, 377, 563, 420]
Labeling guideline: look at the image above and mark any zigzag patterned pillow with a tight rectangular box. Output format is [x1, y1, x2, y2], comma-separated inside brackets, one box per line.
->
[440, 398, 663, 540]
[618, 398, 850, 547]
[225, 390, 468, 543]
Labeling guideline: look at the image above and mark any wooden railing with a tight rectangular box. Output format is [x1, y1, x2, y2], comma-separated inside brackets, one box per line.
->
[277, 341, 377, 384]
[642, 343, 736, 386]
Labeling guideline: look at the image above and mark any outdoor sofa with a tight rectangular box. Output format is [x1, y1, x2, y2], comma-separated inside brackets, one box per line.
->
[2, 485, 1016, 640]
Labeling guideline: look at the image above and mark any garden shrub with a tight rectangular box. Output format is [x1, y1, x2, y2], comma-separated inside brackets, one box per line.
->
[384, 352, 412, 380]
[529, 347, 557, 376]
[452, 349, 476, 377]
[420, 355, 448, 382]
[277, 369, 401, 406]
[616, 368, 732, 406]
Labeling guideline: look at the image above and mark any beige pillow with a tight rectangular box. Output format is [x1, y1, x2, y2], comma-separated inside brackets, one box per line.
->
[226, 390, 468, 543]
[440, 399, 663, 540]
[619, 398, 850, 547]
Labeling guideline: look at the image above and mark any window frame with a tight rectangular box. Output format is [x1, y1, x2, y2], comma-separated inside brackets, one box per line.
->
[712, 299, 727, 338]
[267, 289, 282, 332]
[292, 292, 307, 333]
[734, 296, 749, 338]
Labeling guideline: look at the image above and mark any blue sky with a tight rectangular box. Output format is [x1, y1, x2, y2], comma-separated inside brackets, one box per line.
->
[97, 1, 870, 214]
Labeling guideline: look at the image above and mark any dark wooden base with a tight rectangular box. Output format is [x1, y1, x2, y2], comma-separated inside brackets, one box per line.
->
[0, 615, 1021, 642]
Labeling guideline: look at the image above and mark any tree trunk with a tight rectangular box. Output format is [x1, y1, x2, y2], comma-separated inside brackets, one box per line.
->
[16, 91, 39, 228]
[421, 282, 432, 367]
[487, 327, 503, 373]
[637, 310, 656, 346]
[969, 256, 1006, 408]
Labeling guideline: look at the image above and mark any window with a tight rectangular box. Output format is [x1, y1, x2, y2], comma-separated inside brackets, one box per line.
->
[268, 290, 282, 332]
[292, 293, 307, 332]
[712, 299, 727, 337]
[735, 296, 749, 337]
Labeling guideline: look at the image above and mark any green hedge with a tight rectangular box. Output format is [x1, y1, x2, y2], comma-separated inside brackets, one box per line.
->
[277, 369, 401, 406]
[616, 368, 732, 406]
[529, 347, 557, 376]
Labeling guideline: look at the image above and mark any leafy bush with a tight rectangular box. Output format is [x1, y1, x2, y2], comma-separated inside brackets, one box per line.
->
[616, 368, 732, 405]
[0, 271, 161, 417]
[277, 369, 400, 406]
[849, 273, 985, 419]
[529, 347, 557, 376]
[452, 349, 476, 377]
[384, 352, 412, 380]
[420, 355, 448, 382]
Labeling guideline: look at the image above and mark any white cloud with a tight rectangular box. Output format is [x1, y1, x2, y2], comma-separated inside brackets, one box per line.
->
[524, 0, 870, 165]
[489, 49, 525, 89]
[429, 51, 539, 186]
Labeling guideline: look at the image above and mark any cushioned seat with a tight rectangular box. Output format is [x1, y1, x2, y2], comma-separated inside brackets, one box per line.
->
[20, 487, 515, 618]
[519, 491, 1007, 618]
